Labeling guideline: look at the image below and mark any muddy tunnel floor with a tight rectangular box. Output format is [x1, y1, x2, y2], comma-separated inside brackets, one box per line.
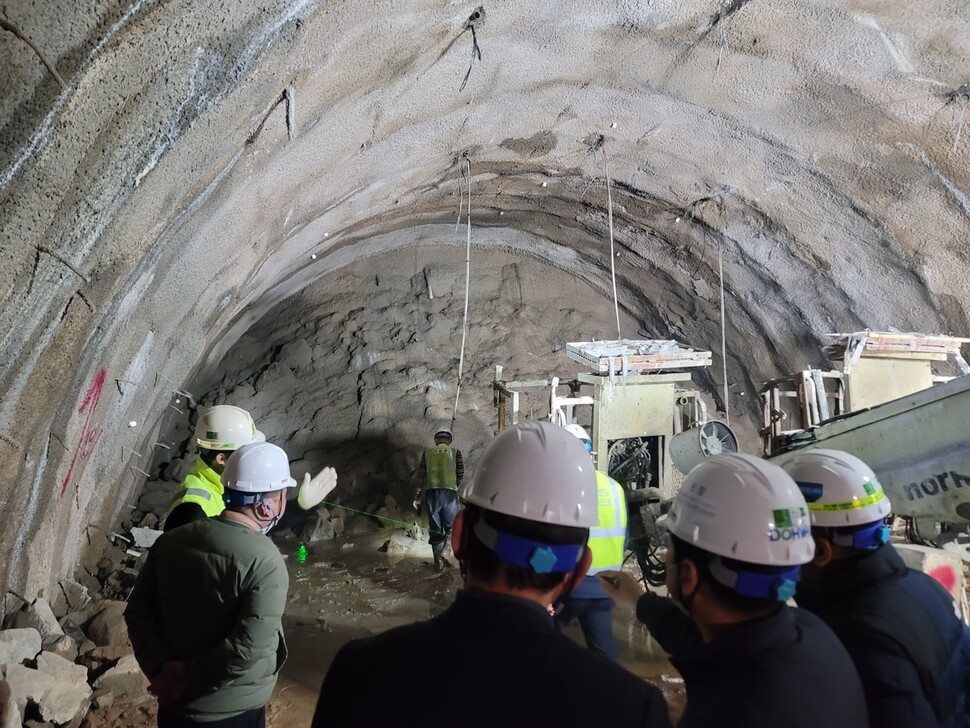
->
[82, 529, 686, 727]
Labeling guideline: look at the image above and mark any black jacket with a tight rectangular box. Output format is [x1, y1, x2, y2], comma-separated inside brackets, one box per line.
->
[796, 545, 969, 728]
[636, 594, 868, 728]
[312, 588, 672, 727]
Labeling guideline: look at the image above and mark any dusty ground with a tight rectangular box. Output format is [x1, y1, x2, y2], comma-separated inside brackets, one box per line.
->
[83, 529, 685, 726]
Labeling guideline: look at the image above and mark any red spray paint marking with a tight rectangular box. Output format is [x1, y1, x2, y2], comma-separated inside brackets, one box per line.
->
[59, 368, 106, 497]
[929, 564, 958, 596]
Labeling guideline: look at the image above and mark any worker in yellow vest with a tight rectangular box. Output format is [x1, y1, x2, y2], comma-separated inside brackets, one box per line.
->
[165, 405, 337, 532]
[556, 423, 628, 661]
[164, 405, 262, 531]
[413, 426, 464, 571]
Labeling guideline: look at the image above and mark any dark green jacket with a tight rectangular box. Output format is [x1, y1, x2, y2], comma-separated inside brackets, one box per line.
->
[125, 517, 288, 721]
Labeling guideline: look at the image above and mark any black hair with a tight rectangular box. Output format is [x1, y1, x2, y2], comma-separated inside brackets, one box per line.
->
[669, 534, 784, 613]
[199, 447, 230, 468]
[461, 503, 587, 591]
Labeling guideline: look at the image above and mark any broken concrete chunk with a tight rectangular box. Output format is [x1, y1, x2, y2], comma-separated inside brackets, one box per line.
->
[5, 656, 92, 725]
[85, 601, 129, 647]
[92, 690, 114, 709]
[9, 599, 63, 641]
[42, 634, 78, 662]
[130, 527, 163, 549]
[382, 531, 420, 566]
[139, 512, 160, 529]
[36, 652, 84, 682]
[0, 628, 41, 665]
[92, 654, 149, 697]
[301, 511, 335, 543]
[58, 579, 91, 612]
[60, 621, 86, 645]
[0, 678, 23, 728]
[60, 598, 105, 635]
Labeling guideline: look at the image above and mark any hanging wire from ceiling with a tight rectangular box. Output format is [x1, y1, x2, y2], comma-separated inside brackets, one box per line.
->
[452, 153, 473, 427]
[601, 145, 622, 341]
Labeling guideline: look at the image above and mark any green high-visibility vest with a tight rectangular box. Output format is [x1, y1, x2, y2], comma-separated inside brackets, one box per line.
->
[425, 444, 458, 490]
[167, 456, 225, 518]
[588, 470, 627, 574]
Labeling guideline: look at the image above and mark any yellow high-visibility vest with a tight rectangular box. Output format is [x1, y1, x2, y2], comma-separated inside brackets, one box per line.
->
[167, 456, 225, 518]
[588, 470, 627, 574]
[425, 445, 458, 490]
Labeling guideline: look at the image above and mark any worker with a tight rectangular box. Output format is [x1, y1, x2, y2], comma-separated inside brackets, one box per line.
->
[412, 425, 464, 571]
[783, 448, 970, 728]
[126, 441, 295, 727]
[164, 404, 337, 533]
[600, 453, 868, 728]
[312, 421, 672, 727]
[557, 423, 627, 661]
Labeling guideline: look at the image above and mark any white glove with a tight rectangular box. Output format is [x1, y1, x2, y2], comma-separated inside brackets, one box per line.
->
[298, 467, 337, 510]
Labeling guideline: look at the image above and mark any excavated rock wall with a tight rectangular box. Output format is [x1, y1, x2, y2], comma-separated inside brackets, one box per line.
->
[1, 0, 968, 601]
[150, 245, 671, 509]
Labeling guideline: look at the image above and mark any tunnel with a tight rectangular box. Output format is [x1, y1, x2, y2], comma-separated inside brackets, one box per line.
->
[1, 0, 969, 651]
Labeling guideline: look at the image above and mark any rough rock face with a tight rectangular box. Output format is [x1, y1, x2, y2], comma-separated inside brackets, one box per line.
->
[156, 247, 650, 507]
[1, 1, 969, 600]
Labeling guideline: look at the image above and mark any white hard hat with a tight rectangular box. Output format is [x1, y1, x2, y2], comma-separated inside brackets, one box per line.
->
[195, 405, 260, 451]
[782, 449, 892, 532]
[669, 453, 814, 567]
[563, 423, 591, 441]
[221, 442, 297, 494]
[462, 421, 597, 528]
[434, 426, 453, 440]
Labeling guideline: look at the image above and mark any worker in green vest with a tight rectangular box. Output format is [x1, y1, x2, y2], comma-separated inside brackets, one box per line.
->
[413, 426, 464, 571]
[556, 423, 628, 661]
[165, 405, 337, 532]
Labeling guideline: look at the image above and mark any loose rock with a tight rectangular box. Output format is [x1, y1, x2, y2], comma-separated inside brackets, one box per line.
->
[58, 579, 91, 612]
[302, 511, 335, 543]
[130, 527, 164, 549]
[42, 634, 78, 663]
[0, 678, 22, 728]
[8, 599, 64, 641]
[92, 654, 149, 697]
[5, 654, 91, 725]
[85, 602, 129, 647]
[0, 628, 41, 665]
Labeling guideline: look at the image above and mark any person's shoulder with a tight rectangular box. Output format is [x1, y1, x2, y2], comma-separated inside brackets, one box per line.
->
[334, 620, 434, 664]
[551, 632, 664, 697]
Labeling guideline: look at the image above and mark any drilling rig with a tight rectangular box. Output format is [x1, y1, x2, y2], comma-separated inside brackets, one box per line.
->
[493, 339, 737, 585]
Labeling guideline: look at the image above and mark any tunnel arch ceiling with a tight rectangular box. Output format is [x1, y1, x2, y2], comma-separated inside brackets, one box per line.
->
[1, 0, 968, 598]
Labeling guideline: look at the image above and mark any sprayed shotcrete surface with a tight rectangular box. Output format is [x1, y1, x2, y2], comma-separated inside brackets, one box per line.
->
[1, 0, 969, 603]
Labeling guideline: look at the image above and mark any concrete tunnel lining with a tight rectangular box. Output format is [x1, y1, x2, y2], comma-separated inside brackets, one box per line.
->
[0, 0, 968, 602]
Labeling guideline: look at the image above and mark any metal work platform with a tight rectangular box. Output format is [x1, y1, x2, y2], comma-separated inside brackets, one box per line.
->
[566, 339, 712, 374]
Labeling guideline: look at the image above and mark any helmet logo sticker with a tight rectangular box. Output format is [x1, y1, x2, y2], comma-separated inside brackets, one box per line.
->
[796, 480, 823, 502]
[769, 507, 810, 542]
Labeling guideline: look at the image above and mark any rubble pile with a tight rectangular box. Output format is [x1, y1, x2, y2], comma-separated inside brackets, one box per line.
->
[0, 594, 149, 727]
